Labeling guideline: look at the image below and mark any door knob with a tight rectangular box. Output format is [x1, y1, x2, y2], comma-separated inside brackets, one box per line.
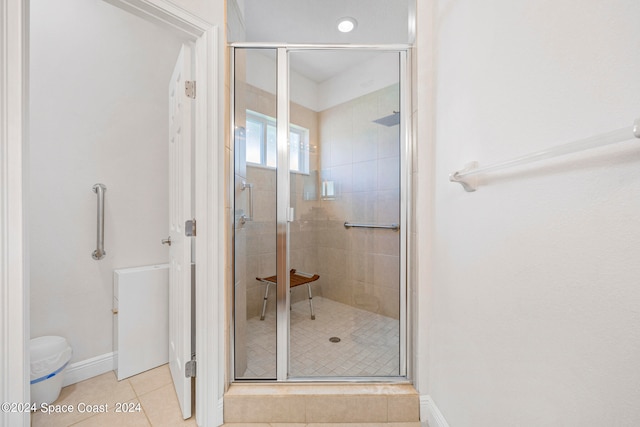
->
[162, 237, 172, 246]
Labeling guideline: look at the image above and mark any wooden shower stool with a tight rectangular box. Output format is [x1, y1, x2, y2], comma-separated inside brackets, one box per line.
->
[256, 269, 320, 320]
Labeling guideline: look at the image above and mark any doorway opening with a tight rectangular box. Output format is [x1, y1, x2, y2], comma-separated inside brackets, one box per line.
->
[28, 0, 196, 422]
[3, 0, 222, 425]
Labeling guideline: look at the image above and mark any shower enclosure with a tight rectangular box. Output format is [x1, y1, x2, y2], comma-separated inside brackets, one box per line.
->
[232, 46, 409, 381]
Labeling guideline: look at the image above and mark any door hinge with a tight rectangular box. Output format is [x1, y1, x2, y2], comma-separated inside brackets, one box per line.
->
[185, 219, 196, 237]
[185, 360, 196, 378]
[185, 81, 196, 99]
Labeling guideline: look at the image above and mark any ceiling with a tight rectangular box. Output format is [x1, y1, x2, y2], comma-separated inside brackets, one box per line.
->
[289, 50, 388, 83]
[231, 0, 413, 82]
[242, 0, 412, 45]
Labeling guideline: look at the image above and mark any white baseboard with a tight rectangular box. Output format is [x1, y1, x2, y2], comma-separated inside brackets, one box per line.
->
[421, 395, 450, 427]
[216, 397, 224, 426]
[62, 352, 116, 387]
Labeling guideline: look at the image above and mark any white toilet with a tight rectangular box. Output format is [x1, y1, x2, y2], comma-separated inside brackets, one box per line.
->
[30, 336, 72, 406]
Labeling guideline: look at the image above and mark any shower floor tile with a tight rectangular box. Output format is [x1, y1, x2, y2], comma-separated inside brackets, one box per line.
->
[240, 297, 400, 378]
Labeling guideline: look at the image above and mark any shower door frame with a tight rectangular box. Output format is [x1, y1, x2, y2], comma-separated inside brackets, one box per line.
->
[230, 43, 413, 382]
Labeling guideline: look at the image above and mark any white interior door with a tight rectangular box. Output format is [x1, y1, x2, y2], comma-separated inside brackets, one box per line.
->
[168, 43, 193, 420]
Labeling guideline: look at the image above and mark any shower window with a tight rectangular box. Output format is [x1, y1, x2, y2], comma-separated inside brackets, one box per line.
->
[246, 110, 309, 173]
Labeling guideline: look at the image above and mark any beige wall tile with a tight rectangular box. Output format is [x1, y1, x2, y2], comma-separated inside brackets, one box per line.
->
[373, 254, 401, 289]
[304, 395, 387, 423]
[375, 286, 400, 319]
[352, 191, 378, 223]
[224, 395, 306, 423]
[352, 283, 383, 313]
[353, 160, 378, 192]
[374, 231, 400, 256]
[388, 395, 420, 422]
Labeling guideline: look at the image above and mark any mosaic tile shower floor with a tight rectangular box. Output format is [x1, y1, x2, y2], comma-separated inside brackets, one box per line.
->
[240, 297, 400, 378]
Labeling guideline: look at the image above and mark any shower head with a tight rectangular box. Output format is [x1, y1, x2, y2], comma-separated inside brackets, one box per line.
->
[373, 111, 400, 127]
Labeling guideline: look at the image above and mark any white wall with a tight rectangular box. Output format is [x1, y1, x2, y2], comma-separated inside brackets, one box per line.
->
[245, 50, 320, 111]
[29, 0, 183, 363]
[165, 0, 219, 24]
[423, 0, 640, 425]
[228, 0, 246, 42]
[244, 50, 398, 113]
[317, 53, 400, 111]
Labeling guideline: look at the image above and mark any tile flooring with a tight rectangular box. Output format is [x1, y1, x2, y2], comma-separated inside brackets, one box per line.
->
[31, 364, 195, 427]
[240, 297, 400, 378]
[30, 362, 426, 427]
[33, 298, 407, 426]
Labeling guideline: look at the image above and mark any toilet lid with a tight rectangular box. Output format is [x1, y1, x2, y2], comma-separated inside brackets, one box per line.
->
[30, 336, 72, 378]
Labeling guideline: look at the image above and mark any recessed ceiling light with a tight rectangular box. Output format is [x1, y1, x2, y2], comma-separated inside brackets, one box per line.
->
[337, 17, 357, 33]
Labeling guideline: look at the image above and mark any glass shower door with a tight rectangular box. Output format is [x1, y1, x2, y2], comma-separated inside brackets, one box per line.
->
[288, 50, 403, 377]
[233, 48, 278, 379]
[233, 47, 405, 380]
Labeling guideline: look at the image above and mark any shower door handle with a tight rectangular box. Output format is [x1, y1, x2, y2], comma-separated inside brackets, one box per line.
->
[241, 181, 254, 221]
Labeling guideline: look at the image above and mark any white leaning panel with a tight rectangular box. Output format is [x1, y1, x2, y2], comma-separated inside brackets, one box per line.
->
[114, 264, 169, 380]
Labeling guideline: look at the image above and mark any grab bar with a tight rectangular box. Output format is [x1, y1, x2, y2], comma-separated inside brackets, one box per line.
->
[92, 183, 107, 260]
[344, 222, 400, 231]
[450, 117, 640, 192]
[241, 181, 254, 222]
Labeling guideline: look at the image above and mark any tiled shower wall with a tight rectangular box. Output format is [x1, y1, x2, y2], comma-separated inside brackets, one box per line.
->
[236, 82, 321, 322]
[316, 84, 401, 319]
